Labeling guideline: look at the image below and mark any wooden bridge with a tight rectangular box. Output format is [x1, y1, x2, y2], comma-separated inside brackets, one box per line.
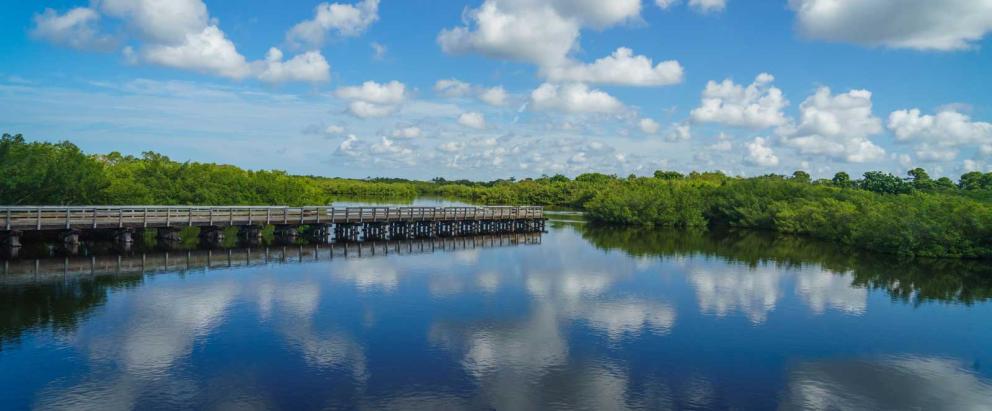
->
[0, 206, 546, 250]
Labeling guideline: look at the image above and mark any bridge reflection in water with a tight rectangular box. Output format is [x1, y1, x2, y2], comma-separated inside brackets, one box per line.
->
[0, 232, 542, 285]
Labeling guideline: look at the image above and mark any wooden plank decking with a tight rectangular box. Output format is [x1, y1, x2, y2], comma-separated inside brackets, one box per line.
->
[1, 206, 545, 232]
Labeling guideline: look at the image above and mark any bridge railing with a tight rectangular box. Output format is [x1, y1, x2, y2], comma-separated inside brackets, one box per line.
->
[1, 206, 545, 231]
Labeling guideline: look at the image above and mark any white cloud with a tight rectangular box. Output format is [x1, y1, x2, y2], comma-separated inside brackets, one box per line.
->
[779, 87, 886, 163]
[371, 41, 387, 60]
[479, 86, 508, 106]
[75, 0, 328, 84]
[325, 125, 345, 134]
[655, 0, 727, 13]
[142, 26, 252, 79]
[287, 0, 380, 49]
[97, 0, 209, 44]
[438, 141, 464, 153]
[31, 7, 117, 51]
[256, 48, 331, 84]
[914, 144, 959, 161]
[639, 118, 661, 134]
[434, 79, 472, 97]
[391, 126, 421, 138]
[689, 0, 727, 13]
[691, 73, 788, 129]
[543, 47, 683, 87]
[347, 101, 396, 118]
[438, 0, 641, 67]
[665, 122, 692, 142]
[707, 133, 734, 151]
[789, 0, 992, 51]
[655, 0, 679, 9]
[458, 112, 487, 129]
[747, 137, 779, 166]
[530, 83, 624, 114]
[888, 108, 992, 147]
[336, 80, 406, 117]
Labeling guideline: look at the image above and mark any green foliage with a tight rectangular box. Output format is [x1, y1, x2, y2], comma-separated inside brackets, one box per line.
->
[3, 135, 992, 259]
[0, 134, 110, 205]
[859, 171, 912, 194]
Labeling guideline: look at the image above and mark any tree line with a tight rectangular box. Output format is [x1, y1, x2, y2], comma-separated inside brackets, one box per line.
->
[3, 134, 992, 258]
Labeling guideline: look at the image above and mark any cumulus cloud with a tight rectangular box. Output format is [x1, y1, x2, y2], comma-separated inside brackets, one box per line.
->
[336, 80, 406, 117]
[256, 48, 331, 84]
[747, 137, 779, 166]
[543, 47, 683, 87]
[38, 0, 331, 83]
[31, 7, 117, 51]
[665, 122, 692, 142]
[287, 0, 380, 49]
[639, 118, 661, 134]
[789, 0, 992, 51]
[97, 0, 209, 44]
[656, 0, 727, 13]
[391, 126, 421, 139]
[142, 26, 252, 79]
[438, 0, 641, 67]
[888, 108, 992, 147]
[530, 83, 624, 114]
[346, 101, 396, 118]
[479, 86, 508, 106]
[691, 73, 788, 129]
[779, 87, 885, 163]
[709, 133, 734, 151]
[458, 112, 487, 129]
[434, 78, 472, 97]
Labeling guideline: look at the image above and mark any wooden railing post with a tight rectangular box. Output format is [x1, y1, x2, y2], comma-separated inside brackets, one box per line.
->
[5, 208, 10, 230]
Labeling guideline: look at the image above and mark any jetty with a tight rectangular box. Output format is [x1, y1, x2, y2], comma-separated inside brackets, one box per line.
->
[0, 206, 546, 251]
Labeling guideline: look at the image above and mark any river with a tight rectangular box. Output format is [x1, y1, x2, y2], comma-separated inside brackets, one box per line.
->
[1, 213, 990, 409]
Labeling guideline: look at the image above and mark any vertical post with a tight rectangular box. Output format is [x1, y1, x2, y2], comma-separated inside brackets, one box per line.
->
[93, 208, 98, 229]
[166, 208, 171, 227]
[37, 208, 42, 230]
[284, 208, 288, 224]
[266, 208, 271, 225]
[65, 208, 71, 229]
[188, 208, 193, 226]
[143, 208, 148, 228]
[209, 208, 214, 226]
[4, 208, 10, 231]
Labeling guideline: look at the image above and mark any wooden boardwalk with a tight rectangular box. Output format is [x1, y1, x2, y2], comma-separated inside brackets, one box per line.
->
[0, 206, 546, 250]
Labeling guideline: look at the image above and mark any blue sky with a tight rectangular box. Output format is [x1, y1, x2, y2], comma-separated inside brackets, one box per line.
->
[1, 0, 991, 180]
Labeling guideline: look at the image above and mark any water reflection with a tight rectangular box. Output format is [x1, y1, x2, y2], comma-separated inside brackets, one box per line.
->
[780, 356, 992, 410]
[1, 225, 990, 410]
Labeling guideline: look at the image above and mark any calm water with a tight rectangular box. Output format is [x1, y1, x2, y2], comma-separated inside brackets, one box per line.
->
[2, 221, 991, 410]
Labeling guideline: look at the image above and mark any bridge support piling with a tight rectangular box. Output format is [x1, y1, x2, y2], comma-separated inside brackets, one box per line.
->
[304, 224, 330, 243]
[1, 230, 22, 249]
[274, 225, 299, 243]
[60, 229, 81, 246]
[239, 225, 263, 243]
[113, 228, 134, 245]
[157, 227, 182, 243]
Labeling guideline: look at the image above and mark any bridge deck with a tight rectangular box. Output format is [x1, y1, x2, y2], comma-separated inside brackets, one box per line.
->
[1, 206, 545, 232]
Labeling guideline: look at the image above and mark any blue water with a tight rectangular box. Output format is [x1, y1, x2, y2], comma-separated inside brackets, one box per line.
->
[1, 222, 991, 410]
